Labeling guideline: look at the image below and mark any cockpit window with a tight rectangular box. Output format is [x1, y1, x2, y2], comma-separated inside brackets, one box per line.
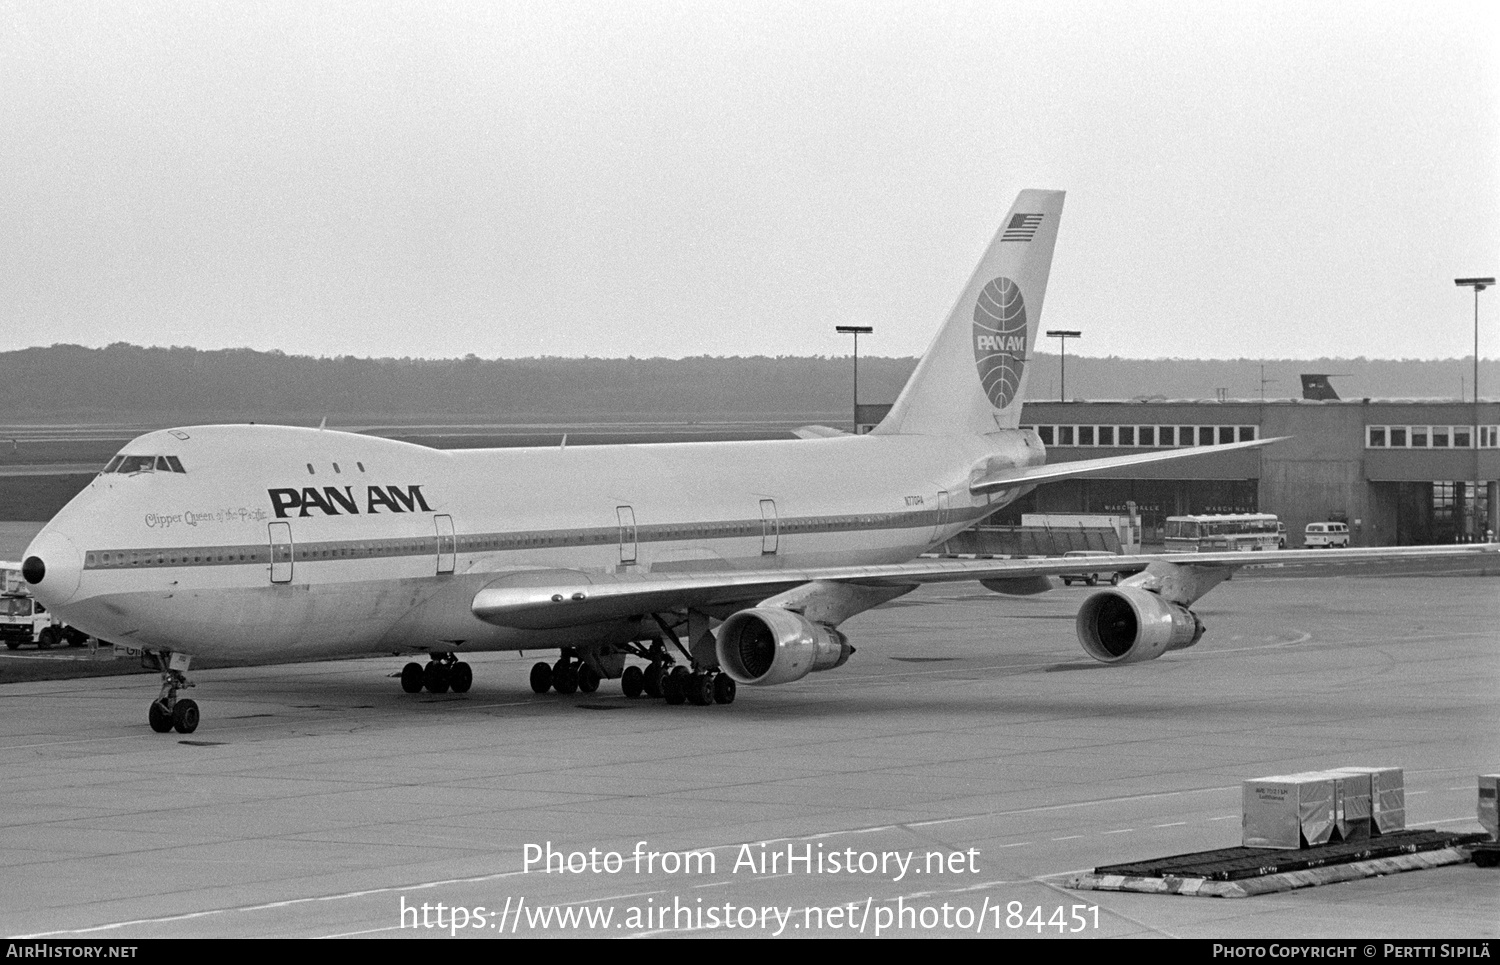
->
[104, 454, 187, 474]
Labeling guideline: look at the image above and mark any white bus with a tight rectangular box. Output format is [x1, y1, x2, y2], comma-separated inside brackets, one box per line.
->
[1163, 514, 1281, 553]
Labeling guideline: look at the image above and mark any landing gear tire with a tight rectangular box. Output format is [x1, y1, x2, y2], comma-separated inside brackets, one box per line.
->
[552, 659, 579, 695]
[148, 655, 197, 734]
[576, 663, 600, 694]
[529, 661, 553, 694]
[423, 661, 450, 694]
[687, 672, 714, 706]
[621, 665, 645, 698]
[148, 699, 173, 733]
[663, 666, 689, 705]
[172, 699, 200, 734]
[642, 663, 664, 698]
[713, 673, 737, 705]
[400, 662, 425, 694]
[449, 662, 473, 694]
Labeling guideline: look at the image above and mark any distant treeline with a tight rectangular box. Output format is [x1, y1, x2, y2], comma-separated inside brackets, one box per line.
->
[0, 343, 1495, 419]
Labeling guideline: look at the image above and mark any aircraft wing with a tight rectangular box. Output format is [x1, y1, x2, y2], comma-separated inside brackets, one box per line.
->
[470, 543, 1498, 630]
[969, 437, 1286, 493]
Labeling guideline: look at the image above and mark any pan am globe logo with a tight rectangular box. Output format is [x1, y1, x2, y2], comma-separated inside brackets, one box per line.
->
[972, 276, 1028, 409]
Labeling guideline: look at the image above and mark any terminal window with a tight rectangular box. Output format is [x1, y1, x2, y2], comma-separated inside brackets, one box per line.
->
[1365, 425, 1497, 448]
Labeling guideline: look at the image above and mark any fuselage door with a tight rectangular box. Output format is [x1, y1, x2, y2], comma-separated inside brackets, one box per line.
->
[617, 505, 637, 565]
[760, 498, 779, 555]
[269, 522, 294, 584]
[933, 490, 951, 543]
[435, 514, 456, 575]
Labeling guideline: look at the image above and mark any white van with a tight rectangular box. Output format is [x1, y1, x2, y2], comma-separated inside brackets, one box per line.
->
[1304, 522, 1350, 549]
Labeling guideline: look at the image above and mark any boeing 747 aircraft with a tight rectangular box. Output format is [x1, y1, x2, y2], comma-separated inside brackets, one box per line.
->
[19, 190, 1496, 732]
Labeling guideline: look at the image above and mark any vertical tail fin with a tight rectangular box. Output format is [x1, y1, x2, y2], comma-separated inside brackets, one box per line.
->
[872, 189, 1065, 436]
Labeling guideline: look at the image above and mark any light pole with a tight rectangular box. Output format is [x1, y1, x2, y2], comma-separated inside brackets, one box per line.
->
[1455, 277, 1493, 541]
[1046, 330, 1081, 401]
[836, 325, 873, 433]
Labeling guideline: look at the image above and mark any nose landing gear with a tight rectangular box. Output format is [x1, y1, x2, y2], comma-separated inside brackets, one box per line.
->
[145, 652, 198, 734]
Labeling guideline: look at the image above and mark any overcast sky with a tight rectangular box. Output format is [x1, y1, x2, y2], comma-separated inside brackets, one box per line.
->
[3, 1, 1497, 361]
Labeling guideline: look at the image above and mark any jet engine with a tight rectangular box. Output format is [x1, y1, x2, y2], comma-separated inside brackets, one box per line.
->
[715, 607, 853, 686]
[1075, 586, 1205, 664]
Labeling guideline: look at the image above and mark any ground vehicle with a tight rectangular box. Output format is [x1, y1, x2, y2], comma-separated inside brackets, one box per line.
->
[1059, 550, 1124, 586]
[0, 594, 85, 649]
[1, 567, 87, 649]
[1163, 513, 1281, 552]
[1304, 522, 1351, 548]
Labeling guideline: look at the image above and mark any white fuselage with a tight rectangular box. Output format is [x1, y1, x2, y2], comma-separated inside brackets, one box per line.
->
[26, 424, 1040, 661]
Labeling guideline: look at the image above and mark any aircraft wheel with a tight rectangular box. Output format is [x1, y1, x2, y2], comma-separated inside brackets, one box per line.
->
[642, 663, 663, 698]
[172, 699, 200, 734]
[687, 673, 714, 706]
[148, 699, 174, 733]
[713, 673, 737, 705]
[423, 662, 450, 694]
[552, 661, 579, 695]
[621, 665, 644, 698]
[576, 663, 600, 694]
[400, 662, 425, 693]
[529, 661, 553, 694]
[663, 666, 689, 705]
[449, 662, 473, 694]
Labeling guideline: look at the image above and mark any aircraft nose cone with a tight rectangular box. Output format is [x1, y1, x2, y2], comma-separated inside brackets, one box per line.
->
[23, 530, 83, 606]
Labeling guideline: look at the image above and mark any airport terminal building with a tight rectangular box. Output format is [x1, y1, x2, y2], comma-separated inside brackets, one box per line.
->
[862, 397, 1500, 547]
[1010, 399, 1500, 546]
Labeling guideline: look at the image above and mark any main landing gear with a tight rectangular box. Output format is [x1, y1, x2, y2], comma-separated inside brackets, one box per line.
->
[145, 652, 199, 734]
[531, 639, 736, 706]
[400, 652, 473, 694]
[528, 650, 601, 695]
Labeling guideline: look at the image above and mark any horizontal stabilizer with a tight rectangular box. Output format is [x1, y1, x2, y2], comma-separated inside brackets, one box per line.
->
[792, 425, 851, 439]
[969, 437, 1286, 494]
